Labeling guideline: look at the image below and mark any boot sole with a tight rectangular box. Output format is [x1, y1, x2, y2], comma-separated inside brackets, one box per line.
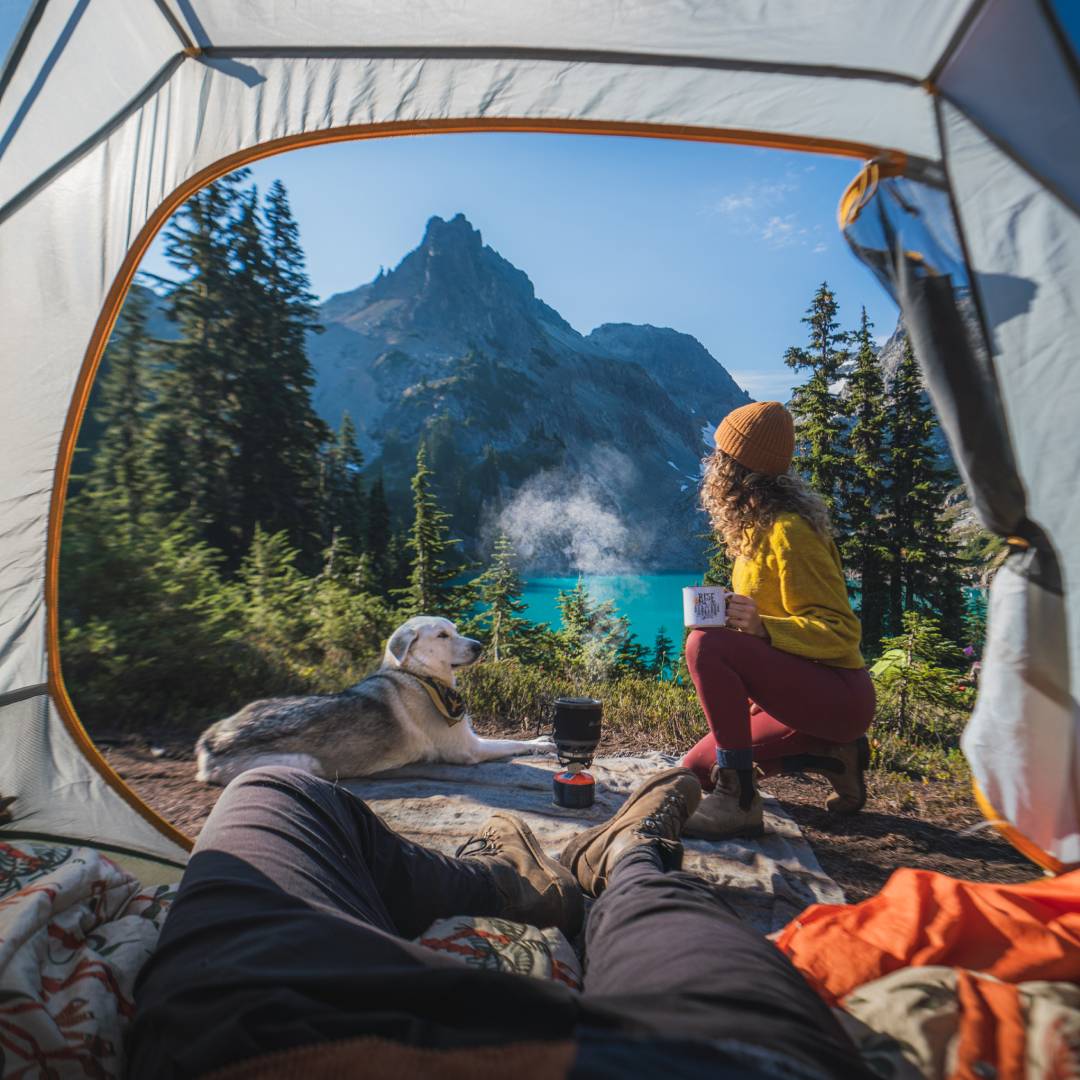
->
[559, 768, 699, 887]
[491, 812, 585, 938]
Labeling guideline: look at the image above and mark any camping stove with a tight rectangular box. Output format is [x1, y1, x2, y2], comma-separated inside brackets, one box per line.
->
[550, 696, 602, 809]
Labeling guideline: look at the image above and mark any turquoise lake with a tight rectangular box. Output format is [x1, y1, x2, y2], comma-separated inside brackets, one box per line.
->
[519, 571, 706, 649]
[517, 574, 989, 653]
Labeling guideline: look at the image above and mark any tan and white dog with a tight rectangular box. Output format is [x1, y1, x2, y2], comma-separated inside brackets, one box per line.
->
[195, 616, 555, 785]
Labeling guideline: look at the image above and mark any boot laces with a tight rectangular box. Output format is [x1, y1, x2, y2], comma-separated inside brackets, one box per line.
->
[634, 789, 687, 839]
[456, 828, 502, 860]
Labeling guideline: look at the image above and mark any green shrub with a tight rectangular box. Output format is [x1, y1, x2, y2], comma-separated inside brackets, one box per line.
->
[868, 610, 972, 775]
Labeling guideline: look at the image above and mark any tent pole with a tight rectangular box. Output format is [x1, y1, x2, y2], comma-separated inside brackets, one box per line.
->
[152, 0, 196, 53]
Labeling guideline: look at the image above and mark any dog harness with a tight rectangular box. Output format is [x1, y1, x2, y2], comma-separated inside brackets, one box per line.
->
[407, 673, 467, 727]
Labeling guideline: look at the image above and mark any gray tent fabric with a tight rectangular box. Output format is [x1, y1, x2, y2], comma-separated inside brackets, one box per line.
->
[838, 1, 1080, 867]
[0, 0, 1076, 867]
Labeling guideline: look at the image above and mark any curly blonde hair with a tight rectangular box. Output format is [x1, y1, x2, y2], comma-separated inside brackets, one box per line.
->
[701, 449, 832, 558]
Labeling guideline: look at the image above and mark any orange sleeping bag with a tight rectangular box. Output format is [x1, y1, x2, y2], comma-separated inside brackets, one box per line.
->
[775, 868, 1080, 1079]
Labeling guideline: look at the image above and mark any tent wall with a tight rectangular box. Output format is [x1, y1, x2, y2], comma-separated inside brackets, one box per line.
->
[939, 103, 1080, 865]
[837, 0, 1080, 867]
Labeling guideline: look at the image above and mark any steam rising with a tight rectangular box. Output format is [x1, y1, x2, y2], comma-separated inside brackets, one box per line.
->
[495, 447, 647, 575]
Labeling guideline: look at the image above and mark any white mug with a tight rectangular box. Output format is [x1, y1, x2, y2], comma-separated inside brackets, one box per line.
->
[683, 585, 728, 628]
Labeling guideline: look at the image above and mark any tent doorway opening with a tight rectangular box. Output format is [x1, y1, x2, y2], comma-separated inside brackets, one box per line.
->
[55, 131, 1022, 893]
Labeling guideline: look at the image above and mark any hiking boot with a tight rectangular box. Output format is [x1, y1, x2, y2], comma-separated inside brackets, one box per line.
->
[780, 735, 870, 815]
[456, 812, 584, 936]
[559, 768, 701, 897]
[683, 767, 764, 840]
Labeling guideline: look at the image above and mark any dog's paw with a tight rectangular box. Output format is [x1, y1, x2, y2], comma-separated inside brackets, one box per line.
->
[527, 736, 557, 754]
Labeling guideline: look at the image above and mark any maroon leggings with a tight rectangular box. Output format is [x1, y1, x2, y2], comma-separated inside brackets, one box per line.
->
[682, 628, 875, 790]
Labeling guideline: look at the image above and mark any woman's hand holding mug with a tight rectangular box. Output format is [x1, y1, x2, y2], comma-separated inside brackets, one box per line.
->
[725, 593, 769, 640]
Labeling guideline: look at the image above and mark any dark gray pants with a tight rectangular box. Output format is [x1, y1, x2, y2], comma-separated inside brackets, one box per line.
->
[127, 767, 868, 1078]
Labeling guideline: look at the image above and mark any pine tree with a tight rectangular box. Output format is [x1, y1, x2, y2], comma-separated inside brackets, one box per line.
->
[555, 580, 628, 674]
[224, 187, 276, 557]
[615, 632, 651, 676]
[149, 173, 247, 550]
[651, 626, 675, 680]
[870, 610, 966, 746]
[59, 489, 259, 730]
[842, 307, 890, 655]
[88, 285, 155, 516]
[469, 532, 532, 660]
[322, 413, 367, 548]
[883, 339, 966, 640]
[147, 175, 328, 564]
[234, 180, 328, 561]
[703, 534, 733, 587]
[238, 525, 317, 681]
[784, 282, 851, 515]
[396, 444, 464, 617]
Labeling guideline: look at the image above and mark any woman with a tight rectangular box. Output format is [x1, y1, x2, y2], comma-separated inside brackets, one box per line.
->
[682, 400, 875, 840]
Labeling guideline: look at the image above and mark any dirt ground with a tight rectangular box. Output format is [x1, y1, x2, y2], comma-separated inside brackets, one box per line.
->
[99, 733, 1038, 903]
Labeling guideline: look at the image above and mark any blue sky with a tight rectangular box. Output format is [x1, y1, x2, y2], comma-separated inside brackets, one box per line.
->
[141, 135, 896, 401]
[4, 3, 1078, 401]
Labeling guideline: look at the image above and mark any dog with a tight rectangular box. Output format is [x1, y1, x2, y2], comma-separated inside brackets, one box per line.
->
[195, 616, 556, 785]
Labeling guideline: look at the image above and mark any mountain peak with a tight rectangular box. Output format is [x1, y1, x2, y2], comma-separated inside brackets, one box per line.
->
[421, 212, 482, 250]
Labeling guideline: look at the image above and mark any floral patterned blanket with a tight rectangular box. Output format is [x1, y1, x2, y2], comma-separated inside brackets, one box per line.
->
[0, 841, 176, 1079]
[0, 840, 583, 1080]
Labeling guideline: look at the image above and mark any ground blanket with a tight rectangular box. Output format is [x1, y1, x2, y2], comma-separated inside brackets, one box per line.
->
[344, 751, 844, 933]
[0, 840, 176, 1079]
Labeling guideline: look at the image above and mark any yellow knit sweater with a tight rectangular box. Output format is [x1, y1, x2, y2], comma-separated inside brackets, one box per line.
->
[731, 512, 864, 669]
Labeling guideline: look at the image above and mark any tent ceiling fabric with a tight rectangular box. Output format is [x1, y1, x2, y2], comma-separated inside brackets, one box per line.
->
[2, 0, 1077, 866]
[1, 0, 979, 212]
[937, 0, 1080, 212]
[155, 0, 970, 74]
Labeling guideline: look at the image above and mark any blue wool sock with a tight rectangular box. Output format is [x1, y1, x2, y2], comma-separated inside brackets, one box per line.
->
[715, 747, 753, 771]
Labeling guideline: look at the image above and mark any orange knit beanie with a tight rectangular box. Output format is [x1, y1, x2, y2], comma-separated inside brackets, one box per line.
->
[714, 401, 794, 475]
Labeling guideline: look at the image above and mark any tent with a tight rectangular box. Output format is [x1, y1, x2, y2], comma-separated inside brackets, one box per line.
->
[1, 0, 1077, 873]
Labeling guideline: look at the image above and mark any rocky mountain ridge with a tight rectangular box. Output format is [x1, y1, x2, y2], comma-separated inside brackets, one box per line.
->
[306, 213, 751, 569]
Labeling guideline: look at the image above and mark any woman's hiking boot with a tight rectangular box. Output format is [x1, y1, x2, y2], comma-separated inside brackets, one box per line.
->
[682, 766, 764, 840]
[559, 768, 701, 897]
[456, 812, 584, 936]
[772, 735, 870, 815]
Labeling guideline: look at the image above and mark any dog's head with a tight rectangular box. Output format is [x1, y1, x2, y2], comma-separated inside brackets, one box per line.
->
[383, 616, 483, 686]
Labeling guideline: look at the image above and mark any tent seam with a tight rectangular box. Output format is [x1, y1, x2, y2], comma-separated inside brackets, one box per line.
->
[1035, 0, 1080, 103]
[0, 683, 48, 708]
[0, 109, 906, 230]
[926, 0, 990, 86]
[0, 0, 49, 106]
[152, 0, 196, 53]
[196, 44, 925, 87]
[935, 89, 1080, 220]
[0, 52, 186, 227]
[0, 829, 187, 869]
[931, 93, 1020, 504]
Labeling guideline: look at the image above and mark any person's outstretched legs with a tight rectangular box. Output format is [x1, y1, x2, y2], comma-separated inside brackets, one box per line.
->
[128, 767, 581, 1079]
[582, 850, 871, 1077]
[563, 768, 872, 1079]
